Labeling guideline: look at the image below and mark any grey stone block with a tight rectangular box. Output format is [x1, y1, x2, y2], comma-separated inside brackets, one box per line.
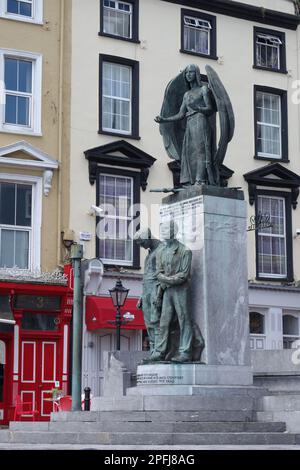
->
[10, 432, 79, 445]
[261, 395, 300, 411]
[129, 383, 264, 398]
[10, 422, 49, 431]
[77, 432, 111, 445]
[0, 431, 11, 443]
[91, 396, 143, 411]
[258, 411, 300, 433]
[144, 410, 254, 422]
[172, 433, 296, 446]
[143, 395, 255, 411]
[109, 432, 173, 446]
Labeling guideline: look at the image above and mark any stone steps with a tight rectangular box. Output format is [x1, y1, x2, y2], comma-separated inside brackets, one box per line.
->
[51, 410, 256, 422]
[10, 420, 286, 434]
[257, 394, 300, 433]
[0, 429, 298, 446]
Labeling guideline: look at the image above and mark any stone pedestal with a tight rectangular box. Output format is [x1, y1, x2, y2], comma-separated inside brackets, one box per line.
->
[159, 186, 251, 384]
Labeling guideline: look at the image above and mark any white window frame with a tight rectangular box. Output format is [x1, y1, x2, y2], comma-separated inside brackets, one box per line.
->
[0, 0, 43, 24]
[102, 61, 132, 135]
[256, 91, 282, 159]
[0, 173, 42, 271]
[256, 34, 282, 70]
[257, 195, 287, 279]
[98, 172, 134, 266]
[249, 310, 267, 350]
[0, 48, 42, 136]
[103, 0, 133, 39]
[183, 15, 212, 55]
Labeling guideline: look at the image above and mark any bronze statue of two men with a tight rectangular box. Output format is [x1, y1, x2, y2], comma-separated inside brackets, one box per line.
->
[135, 221, 204, 363]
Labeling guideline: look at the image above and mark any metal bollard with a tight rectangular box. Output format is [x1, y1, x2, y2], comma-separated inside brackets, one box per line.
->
[84, 387, 91, 411]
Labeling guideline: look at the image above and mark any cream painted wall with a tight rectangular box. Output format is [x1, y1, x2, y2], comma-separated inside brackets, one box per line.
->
[67, 0, 300, 281]
[0, 0, 62, 271]
[237, 0, 295, 14]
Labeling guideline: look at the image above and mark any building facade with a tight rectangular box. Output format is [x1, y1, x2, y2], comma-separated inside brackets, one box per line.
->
[61, 0, 300, 395]
[2, 0, 300, 415]
[0, 0, 73, 424]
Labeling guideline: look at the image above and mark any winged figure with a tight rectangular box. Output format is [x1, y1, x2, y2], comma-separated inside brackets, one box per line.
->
[155, 64, 234, 187]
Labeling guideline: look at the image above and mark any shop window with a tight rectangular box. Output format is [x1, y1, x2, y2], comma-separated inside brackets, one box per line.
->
[283, 314, 300, 349]
[250, 311, 265, 334]
[21, 312, 59, 331]
[249, 311, 266, 350]
[14, 295, 61, 311]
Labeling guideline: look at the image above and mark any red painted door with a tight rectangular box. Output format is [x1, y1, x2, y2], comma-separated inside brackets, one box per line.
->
[20, 338, 60, 420]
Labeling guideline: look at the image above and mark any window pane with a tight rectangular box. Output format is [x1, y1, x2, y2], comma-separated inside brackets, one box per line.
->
[0, 183, 15, 225]
[0, 230, 14, 268]
[18, 60, 32, 93]
[7, 0, 32, 17]
[16, 185, 32, 227]
[7, 0, 18, 14]
[283, 315, 299, 336]
[14, 295, 61, 310]
[19, 1, 32, 17]
[15, 230, 29, 269]
[5, 95, 17, 124]
[4, 58, 18, 91]
[21, 313, 59, 331]
[0, 229, 29, 269]
[17, 96, 30, 125]
[250, 312, 265, 334]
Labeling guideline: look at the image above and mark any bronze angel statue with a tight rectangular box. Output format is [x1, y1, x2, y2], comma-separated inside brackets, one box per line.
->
[155, 64, 234, 187]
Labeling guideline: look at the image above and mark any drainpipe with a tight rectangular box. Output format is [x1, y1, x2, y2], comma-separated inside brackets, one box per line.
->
[70, 244, 84, 411]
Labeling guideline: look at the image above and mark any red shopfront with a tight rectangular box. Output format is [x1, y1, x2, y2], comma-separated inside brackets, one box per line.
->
[83, 295, 146, 396]
[0, 272, 73, 424]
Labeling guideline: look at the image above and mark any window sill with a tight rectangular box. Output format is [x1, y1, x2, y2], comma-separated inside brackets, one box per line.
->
[254, 155, 289, 163]
[253, 65, 288, 75]
[0, 14, 43, 25]
[98, 129, 140, 140]
[0, 126, 42, 137]
[98, 32, 140, 44]
[256, 276, 293, 283]
[180, 49, 218, 61]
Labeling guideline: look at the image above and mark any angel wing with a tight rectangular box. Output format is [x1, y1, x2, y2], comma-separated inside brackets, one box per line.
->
[159, 71, 189, 162]
[205, 65, 235, 170]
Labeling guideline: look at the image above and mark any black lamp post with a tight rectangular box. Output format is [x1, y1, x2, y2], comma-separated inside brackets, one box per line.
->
[108, 278, 130, 351]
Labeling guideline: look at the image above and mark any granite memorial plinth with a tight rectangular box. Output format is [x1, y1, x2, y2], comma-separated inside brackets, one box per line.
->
[134, 185, 252, 388]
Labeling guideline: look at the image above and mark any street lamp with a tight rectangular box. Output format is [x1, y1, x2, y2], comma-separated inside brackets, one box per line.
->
[108, 278, 130, 351]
